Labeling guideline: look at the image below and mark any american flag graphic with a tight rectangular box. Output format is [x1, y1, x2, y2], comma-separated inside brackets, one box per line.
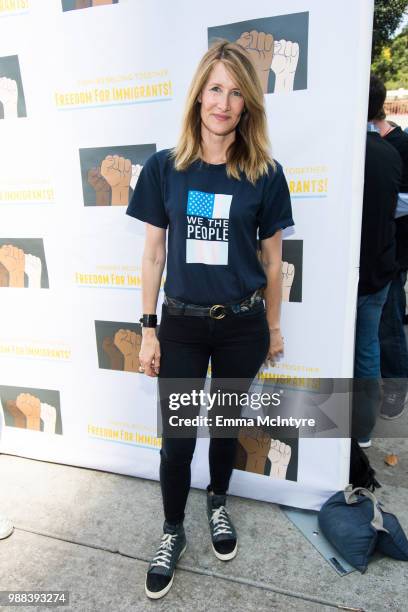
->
[187, 190, 232, 219]
[186, 190, 232, 265]
[187, 191, 214, 218]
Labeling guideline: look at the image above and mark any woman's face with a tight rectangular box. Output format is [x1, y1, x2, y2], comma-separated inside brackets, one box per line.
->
[198, 61, 245, 137]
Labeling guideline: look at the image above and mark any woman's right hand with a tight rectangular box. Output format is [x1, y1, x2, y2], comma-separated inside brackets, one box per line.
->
[139, 328, 161, 377]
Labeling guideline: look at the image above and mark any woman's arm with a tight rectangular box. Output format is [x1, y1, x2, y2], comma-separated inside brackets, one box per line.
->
[260, 230, 284, 364]
[139, 223, 167, 377]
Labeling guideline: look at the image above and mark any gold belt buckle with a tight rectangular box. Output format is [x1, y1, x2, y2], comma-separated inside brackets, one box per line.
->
[209, 304, 226, 319]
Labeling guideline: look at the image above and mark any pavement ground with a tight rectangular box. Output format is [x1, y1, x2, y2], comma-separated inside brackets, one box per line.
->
[0, 438, 407, 612]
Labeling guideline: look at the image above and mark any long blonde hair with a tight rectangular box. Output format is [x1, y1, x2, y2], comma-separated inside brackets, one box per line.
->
[172, 40, 274, 184]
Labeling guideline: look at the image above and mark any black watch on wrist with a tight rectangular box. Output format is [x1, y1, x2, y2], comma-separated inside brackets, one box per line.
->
[139, 314, 157, 328]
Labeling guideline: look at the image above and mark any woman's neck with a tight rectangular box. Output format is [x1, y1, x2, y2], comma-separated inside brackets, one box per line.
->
[200, 124, 235, 164]
[374, 119, 396, 137]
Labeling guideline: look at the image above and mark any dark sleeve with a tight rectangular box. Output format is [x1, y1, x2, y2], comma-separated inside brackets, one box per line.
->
[126, 153, 169, 229]
[396, 135, 408, 192]
[258, 162, 294, 240]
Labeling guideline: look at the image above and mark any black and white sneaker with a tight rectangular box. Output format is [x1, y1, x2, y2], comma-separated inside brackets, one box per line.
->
[145, 521, 186, 600]
[380, 390, 408, 420]
[207, 491, 237, 561]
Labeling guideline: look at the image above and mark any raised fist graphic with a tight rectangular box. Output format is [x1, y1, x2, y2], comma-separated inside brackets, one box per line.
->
[102, 336, 124, 371]
[0, 77, 18, 119]
[130, 164, 143, 191]
[101, 155, 132, 205]
[114, 329, 142, 372]
[271, 40, 299, 93]
[268, 439, 291, 479]
[5, 400, 26, 428]
[0, 245, 25, 287]
[238, 426, 271, 474]
[25, 254, 42, 288]
[281, 261, 295, 302]
[236, 30, 273, 94]
[75, 0, 114, 6]
[0, 263, 9, 287]
[87, 167, 111, 206]
[40, 402, 57, 434]
[16, 393, 41, 431]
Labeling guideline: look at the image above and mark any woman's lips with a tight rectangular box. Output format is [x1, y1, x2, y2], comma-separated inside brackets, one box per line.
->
[213, 114, 229, 121]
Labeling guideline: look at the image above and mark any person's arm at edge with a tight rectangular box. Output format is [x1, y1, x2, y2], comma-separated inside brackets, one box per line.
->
[260, 230, 284, 364]
[139, 223, 166, 377]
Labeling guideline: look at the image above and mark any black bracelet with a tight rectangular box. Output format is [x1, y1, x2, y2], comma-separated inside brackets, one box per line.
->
[139, 314, 157, 328]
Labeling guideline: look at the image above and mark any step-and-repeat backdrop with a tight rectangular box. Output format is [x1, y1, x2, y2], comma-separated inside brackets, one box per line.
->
[0, 0, 374, 510]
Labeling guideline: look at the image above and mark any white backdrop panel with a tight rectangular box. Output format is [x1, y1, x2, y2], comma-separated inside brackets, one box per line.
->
[0, 0, 374, 510]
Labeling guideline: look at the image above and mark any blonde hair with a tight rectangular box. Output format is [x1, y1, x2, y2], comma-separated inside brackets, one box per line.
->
[172, 39, 274, 184]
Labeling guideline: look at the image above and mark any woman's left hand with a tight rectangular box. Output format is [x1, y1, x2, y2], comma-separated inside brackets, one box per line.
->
[264, 328, 284, 366]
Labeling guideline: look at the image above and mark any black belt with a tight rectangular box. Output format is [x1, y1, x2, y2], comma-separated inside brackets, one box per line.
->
[163, 290, 264, 319]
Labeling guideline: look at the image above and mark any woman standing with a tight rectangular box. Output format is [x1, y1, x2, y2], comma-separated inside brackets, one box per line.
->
[126, 40, 294, 600]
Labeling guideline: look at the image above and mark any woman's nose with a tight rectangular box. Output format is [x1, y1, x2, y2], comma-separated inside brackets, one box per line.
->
[217, 94, 230, 111]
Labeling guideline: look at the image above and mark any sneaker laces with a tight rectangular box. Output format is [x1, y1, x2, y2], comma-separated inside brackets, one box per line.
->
[384, 391, 407, 405]
[150, 533, 178, 569]
[210, 505, 233, 537]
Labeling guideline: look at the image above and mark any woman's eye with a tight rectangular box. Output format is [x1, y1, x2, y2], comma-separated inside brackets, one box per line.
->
[232, 91, 242, 97]
[210, 86, 221, 92]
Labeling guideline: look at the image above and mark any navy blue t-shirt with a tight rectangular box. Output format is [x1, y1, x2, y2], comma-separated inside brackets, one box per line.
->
[126, 149, 294, 305]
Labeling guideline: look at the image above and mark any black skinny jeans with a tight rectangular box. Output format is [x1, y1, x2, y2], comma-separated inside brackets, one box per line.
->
[157, 301, 270, 524]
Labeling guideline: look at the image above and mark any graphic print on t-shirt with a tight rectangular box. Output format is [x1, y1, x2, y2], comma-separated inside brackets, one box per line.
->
[186, 190, 232, 265]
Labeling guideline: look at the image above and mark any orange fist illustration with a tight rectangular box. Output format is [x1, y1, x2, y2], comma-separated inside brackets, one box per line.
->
[5, 400, 26, 428]
[114, 329, 142, 372]
[100, 155, 132, 206]
[75, 0, 114, 6]
[16, 393, 41, 431]
[236, 30, 274, 94]
[0, 245, 25, 288]
[102, 336, 124, 371]
[0, 263, 9, 287]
